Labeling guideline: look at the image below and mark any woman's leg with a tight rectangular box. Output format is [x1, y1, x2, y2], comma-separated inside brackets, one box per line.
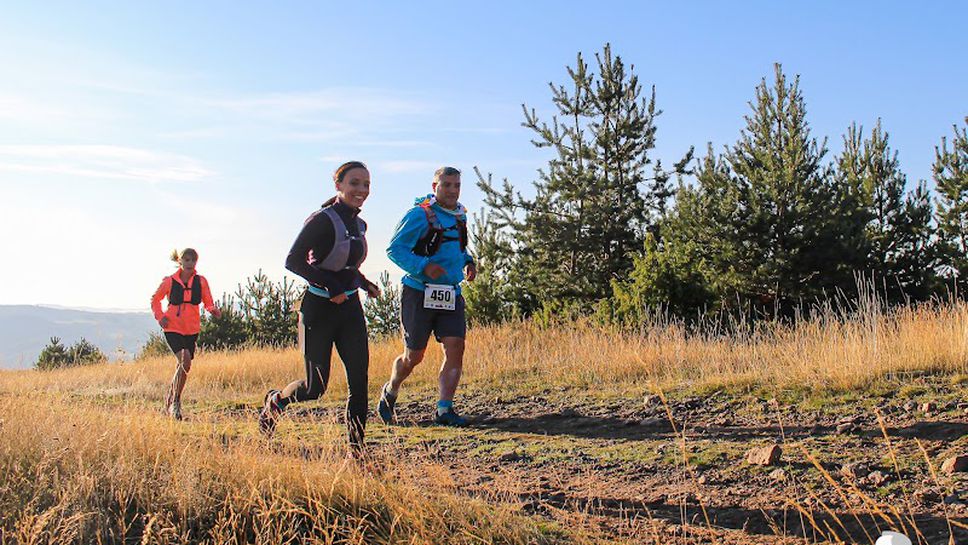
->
[280, 295, 335, 406]
[170, 349, 192, 402]
[334, 299, 369, 451]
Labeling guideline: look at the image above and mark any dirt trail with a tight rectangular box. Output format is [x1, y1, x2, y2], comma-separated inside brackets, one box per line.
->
[354, 385, 968, 544]
[194, 380, 968, 544]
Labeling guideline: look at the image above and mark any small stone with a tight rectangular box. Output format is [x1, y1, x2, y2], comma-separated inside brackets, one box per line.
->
[903, 401, 917, 412]
[914, 487, 942, 503]
[836, 422, 855, 434]
[769, 468, 787, 481]
[746, 444, 782, 466]
[643, 394, 661, 407]
[499, 451, 522, 462]
[867, 470, 889, 486]
[941, 455, 968, 474]
[841, 462, 870, 479]
[921, 401, 938, 413]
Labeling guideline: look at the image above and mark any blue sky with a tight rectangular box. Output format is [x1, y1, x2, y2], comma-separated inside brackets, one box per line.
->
[1, 2, 965, 310]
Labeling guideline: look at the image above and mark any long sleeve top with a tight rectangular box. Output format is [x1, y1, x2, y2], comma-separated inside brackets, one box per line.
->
[285, 200, 373, 296]
[387, 195, 474, 294]
[150, 271, 216, 335]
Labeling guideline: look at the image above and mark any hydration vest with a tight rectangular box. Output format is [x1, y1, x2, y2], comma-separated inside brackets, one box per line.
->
[168, 274, 202, 305]
[317, 206, 368, 271]
[413, 202, 468, 257]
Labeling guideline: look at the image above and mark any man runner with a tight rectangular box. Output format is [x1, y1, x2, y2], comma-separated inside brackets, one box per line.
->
[378, 166, 477, 426]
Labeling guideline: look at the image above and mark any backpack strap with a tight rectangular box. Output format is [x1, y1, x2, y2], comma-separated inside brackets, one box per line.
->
[420, 202, 443, 231]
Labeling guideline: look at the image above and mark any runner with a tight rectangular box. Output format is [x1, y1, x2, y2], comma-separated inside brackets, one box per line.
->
[258, 161, 380, 455]
[378, 166, 477, 427]
[150, 248, 221, 420]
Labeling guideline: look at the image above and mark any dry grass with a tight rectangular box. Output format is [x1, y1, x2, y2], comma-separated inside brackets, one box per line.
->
[1, 300, 967, 544]
[6, 300, 968, 404]
[0, 394, 556, 545]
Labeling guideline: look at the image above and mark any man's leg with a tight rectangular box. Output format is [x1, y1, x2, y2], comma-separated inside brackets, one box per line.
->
[437, 337, 464, 401]
[433, 294, 468, 426]
[379, 286, 432, 424]
[387, 347, 425, 395]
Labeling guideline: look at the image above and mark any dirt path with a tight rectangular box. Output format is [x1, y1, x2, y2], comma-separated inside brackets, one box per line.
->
[182, 379, 968, 544]
[290, 383, 967, 544]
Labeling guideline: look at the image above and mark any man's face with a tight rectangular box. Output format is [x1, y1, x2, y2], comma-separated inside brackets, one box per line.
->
[433, 173, 461, 209]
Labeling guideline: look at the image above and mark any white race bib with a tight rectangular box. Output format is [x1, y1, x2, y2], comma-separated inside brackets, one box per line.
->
[423, 284, 456, 311]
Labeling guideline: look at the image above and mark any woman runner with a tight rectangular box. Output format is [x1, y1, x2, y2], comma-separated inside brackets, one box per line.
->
[258, 161, 380, 455]
[150, 248, 221, 420]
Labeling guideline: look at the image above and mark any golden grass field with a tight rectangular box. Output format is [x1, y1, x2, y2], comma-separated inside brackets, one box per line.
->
[1, 301, 967, 544]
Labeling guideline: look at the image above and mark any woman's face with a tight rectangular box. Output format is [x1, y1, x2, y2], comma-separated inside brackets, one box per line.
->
[180, 254, 197, 271]
[335, 167, 370, 209]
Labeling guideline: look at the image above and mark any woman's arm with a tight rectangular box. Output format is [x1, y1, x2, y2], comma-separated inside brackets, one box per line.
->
[284, 211, 344, 293]
[151, 277, 170, 322]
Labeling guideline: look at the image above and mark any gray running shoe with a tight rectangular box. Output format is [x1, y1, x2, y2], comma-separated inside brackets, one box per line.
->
[259, 389, 282, 437]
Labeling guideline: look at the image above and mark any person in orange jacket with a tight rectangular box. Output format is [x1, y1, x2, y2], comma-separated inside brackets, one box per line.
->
[150, 248, 221, 420]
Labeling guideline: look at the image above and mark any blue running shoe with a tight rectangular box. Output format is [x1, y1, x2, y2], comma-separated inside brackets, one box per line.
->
[378, 383, 397, 424]
[435, 407, 467, 427]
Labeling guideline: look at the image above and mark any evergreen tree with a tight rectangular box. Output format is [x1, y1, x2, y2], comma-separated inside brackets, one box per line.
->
[665, 64, 848, 315]
[835, 120, 937, 300]
[138, 332, 172, 360]
[478, 44, 689, 313]
[235, 271, 299, 346]
[200, 293, 248, 351]
[610, 232, 716, 324]
[199, 271, 298, 350]
[934, 117, 968, 290]
[363, 271, 401, 339]
[35, 337, 70, 370]
[35, 337, 106, 370]
[462, 204, 516, 325]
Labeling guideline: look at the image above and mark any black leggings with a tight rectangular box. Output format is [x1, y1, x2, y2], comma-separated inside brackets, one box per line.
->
[280, 291, 369, 447]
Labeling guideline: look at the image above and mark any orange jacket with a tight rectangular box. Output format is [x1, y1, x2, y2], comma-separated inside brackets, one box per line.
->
[151, 271, 216, 335]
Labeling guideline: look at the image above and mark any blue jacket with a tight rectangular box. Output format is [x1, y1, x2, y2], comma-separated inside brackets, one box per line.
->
[387, 195, 474, 293]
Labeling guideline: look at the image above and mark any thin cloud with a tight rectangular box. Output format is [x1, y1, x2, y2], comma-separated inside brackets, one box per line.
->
[377, 160, 444, 174]
[0, 94, 96, 125]
[205, 88, 431, 124]
[0, 145, 214, 183]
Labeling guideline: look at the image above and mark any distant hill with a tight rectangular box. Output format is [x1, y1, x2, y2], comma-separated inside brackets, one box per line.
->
[0, 305, 158, 369]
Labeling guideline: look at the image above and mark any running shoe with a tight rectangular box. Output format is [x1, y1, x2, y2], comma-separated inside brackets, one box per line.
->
[377, 383, 397, 424]
[258, 389, 281, 437]
[434, 407, 467, 427]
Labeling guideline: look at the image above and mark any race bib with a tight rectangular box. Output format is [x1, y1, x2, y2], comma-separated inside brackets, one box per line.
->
[423, 284, 456, 311]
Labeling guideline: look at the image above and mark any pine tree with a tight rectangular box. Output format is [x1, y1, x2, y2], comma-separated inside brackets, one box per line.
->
[663, 64, 848, 316]
[478, 44, 689, 313]
[363, 271, 401, 339]
[835, 120, 937, 300]
[35, 337, 70, 370]
[462, 204, 516, 325]
[934, 117, 968, 290]
[36, 337, 106, 370]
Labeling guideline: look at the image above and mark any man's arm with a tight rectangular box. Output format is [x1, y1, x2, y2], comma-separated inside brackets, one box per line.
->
[387, 208, 431, 277]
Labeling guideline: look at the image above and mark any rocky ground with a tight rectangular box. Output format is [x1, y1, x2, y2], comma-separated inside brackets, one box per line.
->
[243, 373, 968, 545]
